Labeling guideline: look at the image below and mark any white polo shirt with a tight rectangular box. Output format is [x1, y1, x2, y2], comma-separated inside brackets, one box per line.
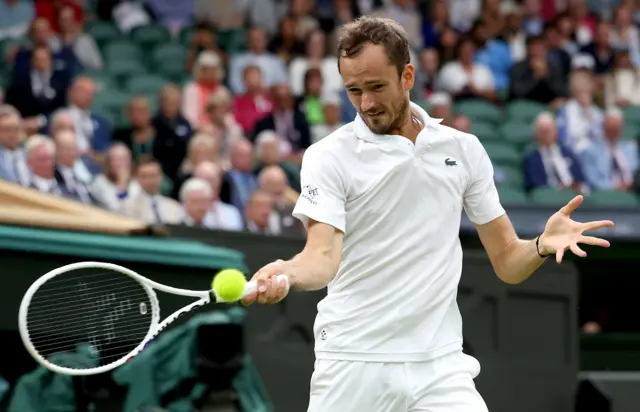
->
[292, 102, 505, 362]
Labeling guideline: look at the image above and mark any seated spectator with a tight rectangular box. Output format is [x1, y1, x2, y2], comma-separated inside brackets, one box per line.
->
[569, 0, 597, 47]
[288, 0, 320, 42]
[195, 0, 247, 32]
[53, 129, 92, 204]
[436, 37, 496, 101]
[55, 4, 102, 70]
[509, 34, 567, 104]
[180, 177, 214, 228]
[228, 27, 288, 95]
[5, 45, 70, 132]
[524, 112, 585, 192]
[192, 161, 244, 231]
[373, 0, 422, 50]
[471, 19, 512, 93]
[0, 105, 29, 185]
[451, 114, 471, 133]
[200, 88, 244, 158]
[49, 108, 97, 178]
[579, 108, 638, 191]
[580, 20, 614, 75]
[152, 84, 192, 182]
[502, 2, 527, 63]
[244, 190, 279, 235]
[269, 16, 304, 66]
[258, 166, 304, 237]
[35, 0, 83, 33]
[24, 134, 63, 195]
[414, 48, 440, 100]
[289, 29, 342, 98]
[89, 143, 137, 212]
[556, 71, 604, 152]
[232, 65, 274, 135]
[437, 26, 459, 65]
[428, 92, 453, 126]
[174, 132, 225, 196]
[253, 130, 301, 191]
[604, 49, 640, 107]
[311, 94, 344, 144]
[610, 5, 640, 66]
[113, 95, 158, 162]
[186, 22, 227, 73]
[296, 68, 326, 126]
[66, 76, 112, 157]
[421, 1, 449, 48]
[220, 139, 258, 212]
[182, 51, 226, 129]
[252, 83, 311, 164]
[0, 0, 34, 41]
[120, 156, 182, 225]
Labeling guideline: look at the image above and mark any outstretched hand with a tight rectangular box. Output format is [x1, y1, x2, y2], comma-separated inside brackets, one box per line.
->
[539, 195, 614, 264]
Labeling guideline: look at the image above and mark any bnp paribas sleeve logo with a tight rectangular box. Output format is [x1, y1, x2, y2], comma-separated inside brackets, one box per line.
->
[301, 184, 319, 205]
[445, 157, 457, 167]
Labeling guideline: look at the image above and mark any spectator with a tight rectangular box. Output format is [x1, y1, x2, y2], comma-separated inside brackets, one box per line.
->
[52, 129, 92, 204]
[253, 130, 301, 191]
[523, 112, 585, 192]
[296, 68, 326, 126]
[201, 88, 244, 158]
[373, 0, 422, 49]
[437, 26, 459, 65]
[451, 113, 471, 132]
[5, 45, 70, 131]
[113, 95, 156, 161]
[55, 4, 103, 70]
[220, 139, 258, 212]
[192, 161, 244, 231]
[185, 22, 227, 73]
[180, 177, 213, 228]
[471, 18, 512, 92]
[436, 37, 496, 101]
[182, 51, 226, 128]
[244, 190, 279, 235]
[610, 5, 640, 66]
[288, 0, 320, 42]
[553, 12, 580, 56]
[269, 16, 305, 66]
[24, 134, 61, 195]
[258, 165, 304, 236]
[49, 108, 97, 178]
[428, 92, 453, 126]
[0, 0, 35, 41]
[422, 0, 449, 48]
[568, 0, 597, 47]
[228, 27, 288, 94]
[174, 132, 224, 197]
[604, 49, 640, 107]
[509, 35, 567, 104]
[120, 156, 182, 225]
[544, 17, 573, 77]
[0, 105, 28, 184]
[252, 83, 311, 163]
[502, 2, 527, 63]
[66, 76, 112, 157]
[152, 84, 192, 181]
[478, 0, 505, 39]
[232, 65, 274, 135]
[414, 48, 440, 100]
[556, 71, 603, 152]
[89, 143, 137, 212]
[35, 0, 83, 33]
[579, 108, 638, 191]
[522, 0, 544, 36]
[195, 0, 248, 31]
[449, 0, 482, 33]
[311, 94, 344, 144]
[580, 20, 615, 75]
[289, 29, 342, 98]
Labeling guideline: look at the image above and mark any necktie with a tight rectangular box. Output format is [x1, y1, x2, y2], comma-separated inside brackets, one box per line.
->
[12, 154, 21, 184]
[151, 198, 163, 224]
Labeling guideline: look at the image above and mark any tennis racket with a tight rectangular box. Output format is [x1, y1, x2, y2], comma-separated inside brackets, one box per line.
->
[18, 261, 289, 376]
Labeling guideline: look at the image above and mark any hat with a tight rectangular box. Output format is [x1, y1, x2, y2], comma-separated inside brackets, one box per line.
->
[196, 51, 222, 68]
[428, 92, 451, 107]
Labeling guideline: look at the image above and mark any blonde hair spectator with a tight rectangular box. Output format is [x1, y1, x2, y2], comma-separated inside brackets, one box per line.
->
[180, 132, 223, 174]
[25, 135, 55, 159]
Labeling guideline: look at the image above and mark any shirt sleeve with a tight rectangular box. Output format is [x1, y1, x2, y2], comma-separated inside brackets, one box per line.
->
[463, 136, 505, 225]
[292, 145, 347, 233]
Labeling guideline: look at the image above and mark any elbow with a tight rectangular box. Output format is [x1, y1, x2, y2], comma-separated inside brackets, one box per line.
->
[495, 270, 526, 285]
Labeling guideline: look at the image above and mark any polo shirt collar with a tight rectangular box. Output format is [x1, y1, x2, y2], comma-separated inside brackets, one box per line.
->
[354, 101, 443, 143]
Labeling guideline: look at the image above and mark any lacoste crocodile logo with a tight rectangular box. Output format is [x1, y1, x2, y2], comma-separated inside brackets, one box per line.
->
[445, 158, 457, 167]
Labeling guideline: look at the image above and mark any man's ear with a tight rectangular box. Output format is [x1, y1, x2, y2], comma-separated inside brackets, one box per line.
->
[402, 64, 415, 92]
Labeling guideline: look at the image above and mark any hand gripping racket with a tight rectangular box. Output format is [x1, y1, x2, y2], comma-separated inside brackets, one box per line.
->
[18, 261, 289, 376]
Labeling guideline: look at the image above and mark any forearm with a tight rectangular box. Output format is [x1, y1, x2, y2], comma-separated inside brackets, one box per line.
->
[493, 238, 547, 284]
[282, 251, 339, 291]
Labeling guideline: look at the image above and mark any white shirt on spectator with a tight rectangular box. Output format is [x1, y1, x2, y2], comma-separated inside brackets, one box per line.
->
[203, 201, 244, 231]
[539, 144, 574, 188]
[68, 105, 94, 154]
[292, 102, 504, 362]
[435, 61, 495, 95]
[31, 175, 61, 195]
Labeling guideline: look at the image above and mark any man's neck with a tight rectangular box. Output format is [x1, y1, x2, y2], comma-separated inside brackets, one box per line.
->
[391, 107, 423, 143]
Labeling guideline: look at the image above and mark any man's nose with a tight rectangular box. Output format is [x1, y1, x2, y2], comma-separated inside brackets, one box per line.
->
[360, 93, 377, 112]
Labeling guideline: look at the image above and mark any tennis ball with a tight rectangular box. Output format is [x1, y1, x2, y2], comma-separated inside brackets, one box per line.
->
[212, 269, 247, 302]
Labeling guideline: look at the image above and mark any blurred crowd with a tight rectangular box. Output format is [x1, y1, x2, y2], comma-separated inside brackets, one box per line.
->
[0, 0, 638, 242]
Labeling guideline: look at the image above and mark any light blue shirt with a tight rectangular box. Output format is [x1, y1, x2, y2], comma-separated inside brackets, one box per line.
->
[228, 52, 288, 94]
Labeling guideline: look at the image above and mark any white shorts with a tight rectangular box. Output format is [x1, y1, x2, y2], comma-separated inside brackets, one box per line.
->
[307, 351, 488, 412]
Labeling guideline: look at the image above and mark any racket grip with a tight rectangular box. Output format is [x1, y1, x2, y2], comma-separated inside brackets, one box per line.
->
[243, 274, 290, 298]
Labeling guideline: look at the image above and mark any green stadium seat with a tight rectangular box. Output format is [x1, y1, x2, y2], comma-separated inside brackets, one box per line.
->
[130, 24, 171, 48]
[483, 142, 521, 168]
[125, 74, 168, 95]
[470, 122, 500, 142]
[154, 59, 187, 82]
[500, 121, 534, 148]
[496, 165, 525, 188]
[588, 190, 639, 207]
[104, 40, 143, 62]
[86, 21, 122, 47]
[621, 106, 640, 126]
[179, 27, 194, 48]
[506, 100, 547, 123]
[93, 90, 130, 114]
[81, 71, 116, 92]
[454, 99, 502, 125]
[531, 188, 577, 206]
[107, 60, 146, 79]
[151, 43, 187, 66]
[498, 187, 528, 205]
[218, 28, 247, 54]
[622, 122, 639, 140]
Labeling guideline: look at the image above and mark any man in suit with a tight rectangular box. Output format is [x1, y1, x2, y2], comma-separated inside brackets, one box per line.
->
[180, 177, 214, 228]
[66, 76, 112, 158]
[120, 156, 182, 225]
[523, 112, 586, 192]
[193, 161, 244, 231]
[220, 139, 258, 212]
[24, 134, 64, 196]
[579, 107, 639, 191]
[244, 190, 279, 235]
[0, 105, 29, 184]
[53, 129, 93, 204]
[257, 165, 304, 237]
[5, 46, 70, 130]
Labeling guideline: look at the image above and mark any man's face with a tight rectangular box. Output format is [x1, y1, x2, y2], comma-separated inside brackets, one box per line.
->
[535, 121, 557, 146]
[71, 79, 96, 110]
[247, 194, 273, 227]
[136, 163, 162, 195]
[32, 48, 51, 72]
[55, 132, 78, 167]
[0, 114, 22, 149]
[185, 190, 211, 222]
[248, 28, 266, 53]
[604, 116, 622, 142]
[29, 145, 54, 178]
[32, 18, 51, 46]
[341, 43, 412, 135]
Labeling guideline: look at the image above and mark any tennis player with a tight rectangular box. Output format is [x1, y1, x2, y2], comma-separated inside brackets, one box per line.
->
[242, 16, 613, 412]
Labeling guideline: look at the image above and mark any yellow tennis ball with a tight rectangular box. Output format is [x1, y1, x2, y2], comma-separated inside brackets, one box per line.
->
[212, 269, 247, 302]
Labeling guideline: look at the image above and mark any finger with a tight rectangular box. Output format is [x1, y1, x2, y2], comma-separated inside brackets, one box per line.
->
[556, 248, 565, 264]
[559, 195, 583, 216]
[241, 291, 257, 306]
[264, 277, 279, 303]
[257, 279, 269, 304]
[581, 220, 615, 232]
[569, 243, 587, 258]
[579, 236, 610, 248]
[273, 276, 289, 303]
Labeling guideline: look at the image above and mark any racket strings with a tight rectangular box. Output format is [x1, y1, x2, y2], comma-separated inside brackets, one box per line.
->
[25, 268, 155, 369]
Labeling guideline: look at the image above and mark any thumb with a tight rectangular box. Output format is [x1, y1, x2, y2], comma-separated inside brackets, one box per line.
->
[241, 291, 258, 306]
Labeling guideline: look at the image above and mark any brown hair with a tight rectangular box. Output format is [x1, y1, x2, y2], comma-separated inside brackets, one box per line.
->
[135, 154, 160, 173]
[337, 16, 410, 77]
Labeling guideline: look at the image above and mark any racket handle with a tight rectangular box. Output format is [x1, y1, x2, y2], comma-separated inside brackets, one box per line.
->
[243, 274, 290, 298]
